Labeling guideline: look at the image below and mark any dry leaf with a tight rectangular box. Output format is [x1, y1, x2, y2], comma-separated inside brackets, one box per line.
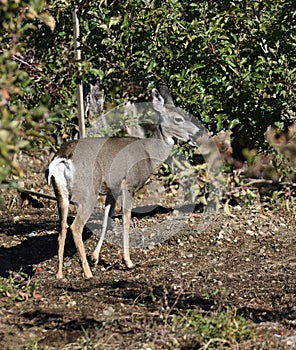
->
[33, 293, 42, 299]
[38, 11, 56, 31]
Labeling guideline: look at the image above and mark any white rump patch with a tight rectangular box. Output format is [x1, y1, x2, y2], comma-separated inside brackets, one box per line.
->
[47, 157, 74, 194]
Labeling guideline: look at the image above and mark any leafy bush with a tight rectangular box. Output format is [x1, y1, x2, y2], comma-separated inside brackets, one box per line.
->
[78, 0, 296, 154]
[0, 0, 55, 187]
[1, 0, 296, 187]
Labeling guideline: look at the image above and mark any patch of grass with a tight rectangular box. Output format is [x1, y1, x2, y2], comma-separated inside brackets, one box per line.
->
[9, 339, 48, 350]
[65, 309, 254, 349]
[171, 308, 254, 349]
[0, 270, 38, 302]
[201, 288, 220, 299]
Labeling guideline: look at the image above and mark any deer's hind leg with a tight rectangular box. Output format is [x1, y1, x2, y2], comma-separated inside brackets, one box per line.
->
[52, 177, 70, 279]
[70, 195, 97, 279]
[121, 179, 134, 269]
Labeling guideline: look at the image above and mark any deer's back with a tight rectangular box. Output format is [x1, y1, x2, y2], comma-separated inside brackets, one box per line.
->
[55, 137, 169, 199]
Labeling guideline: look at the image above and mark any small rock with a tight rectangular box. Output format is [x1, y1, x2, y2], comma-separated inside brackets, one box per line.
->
[67, 300, 76, 307]
[246, 230, 256, 236]
[103, 306, 115, 316]
[217, 230, 224, 239]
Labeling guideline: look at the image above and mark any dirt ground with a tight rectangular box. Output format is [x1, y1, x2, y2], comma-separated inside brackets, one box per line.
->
[0, 151, 295, 349]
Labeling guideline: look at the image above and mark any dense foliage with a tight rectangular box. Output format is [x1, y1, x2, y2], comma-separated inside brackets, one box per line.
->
[1, 0, 296, 185]
[0, 0, 55, 186]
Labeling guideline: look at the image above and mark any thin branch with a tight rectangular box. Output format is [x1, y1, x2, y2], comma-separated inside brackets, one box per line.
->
[19, 188, 57, 201]
[12, 54, 42, 71]
[0, 48, 42, 72]
[72, 5, 85, 138]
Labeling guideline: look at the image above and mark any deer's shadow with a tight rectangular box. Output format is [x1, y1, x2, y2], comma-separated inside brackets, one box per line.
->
[0, 216, 93, 278]
[0, 204, 180, 278]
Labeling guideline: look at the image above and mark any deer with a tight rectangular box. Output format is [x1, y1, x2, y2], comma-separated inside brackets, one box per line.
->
[47, 87, 200, 279]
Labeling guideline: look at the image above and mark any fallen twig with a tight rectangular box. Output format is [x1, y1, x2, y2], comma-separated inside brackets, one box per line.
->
[18, 188, 57, 201]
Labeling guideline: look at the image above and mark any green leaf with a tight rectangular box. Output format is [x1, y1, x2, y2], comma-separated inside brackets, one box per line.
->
[229, 118, 240, 129]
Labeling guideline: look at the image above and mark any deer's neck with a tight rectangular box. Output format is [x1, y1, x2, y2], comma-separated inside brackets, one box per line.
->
[143, 125, 174, 171]
[153, 124, 175, 147]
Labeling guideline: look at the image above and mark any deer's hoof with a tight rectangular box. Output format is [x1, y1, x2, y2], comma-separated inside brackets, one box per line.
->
[89, 255, 99, 266]
[125, 260, 134, 269]
[56, 273, 64, 279]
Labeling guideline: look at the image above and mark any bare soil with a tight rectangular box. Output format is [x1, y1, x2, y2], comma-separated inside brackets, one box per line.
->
[0, 151, 295, 349]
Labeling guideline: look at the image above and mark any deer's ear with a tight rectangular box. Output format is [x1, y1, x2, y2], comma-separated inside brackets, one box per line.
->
[152, 88, 164, 112]
[159, 85, 174, 106]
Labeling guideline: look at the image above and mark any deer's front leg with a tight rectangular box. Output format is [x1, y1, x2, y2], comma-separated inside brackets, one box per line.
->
[91, 194, 116, 265]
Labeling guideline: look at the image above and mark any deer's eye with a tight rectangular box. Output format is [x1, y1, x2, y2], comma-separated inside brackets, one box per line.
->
[174, 116, 184, 124]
